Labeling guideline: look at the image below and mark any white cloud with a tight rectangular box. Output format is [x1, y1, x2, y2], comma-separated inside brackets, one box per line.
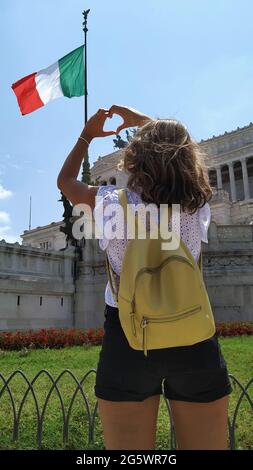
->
[0, 184, 13, 200]
[0, 211, 20, 244]
[0, 225, 11, 235]
[0, 213, 11, 238]
[1, 234, 21, 243]
[0, 211, 11, 224]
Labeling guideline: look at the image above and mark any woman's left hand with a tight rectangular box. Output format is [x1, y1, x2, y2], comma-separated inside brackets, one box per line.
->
[80, 108, 117, 142]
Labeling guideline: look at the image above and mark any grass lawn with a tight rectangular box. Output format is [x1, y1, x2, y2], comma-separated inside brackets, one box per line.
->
[0, 337, 252, 450]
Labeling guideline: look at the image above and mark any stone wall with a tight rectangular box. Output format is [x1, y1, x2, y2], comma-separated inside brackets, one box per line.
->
[203, 221, 253, 322]
[0, 242, 75, 330]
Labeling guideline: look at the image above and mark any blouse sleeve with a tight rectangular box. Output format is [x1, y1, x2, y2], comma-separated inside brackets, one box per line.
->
[198, 202, 211, 243]
[93, 185, 118, 251]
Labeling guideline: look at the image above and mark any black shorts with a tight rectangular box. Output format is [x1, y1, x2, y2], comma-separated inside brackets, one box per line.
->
[95, 304, 232, 402]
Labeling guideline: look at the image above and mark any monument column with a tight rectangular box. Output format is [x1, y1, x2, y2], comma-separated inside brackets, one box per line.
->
[241, 158, 250, 200]
[216, 165, 223, 190]
[228, 161, 237, 202]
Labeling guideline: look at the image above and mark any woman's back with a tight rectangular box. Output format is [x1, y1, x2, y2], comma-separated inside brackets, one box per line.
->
[94, 184, 211, 307]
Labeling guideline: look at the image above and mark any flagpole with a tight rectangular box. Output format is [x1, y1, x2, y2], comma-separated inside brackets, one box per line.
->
[82, 9, 90, 124]
[29, 195, 32, 230]
[81, 9, 91, 184]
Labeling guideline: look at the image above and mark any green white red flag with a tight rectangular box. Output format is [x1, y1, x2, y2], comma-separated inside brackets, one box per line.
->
[12, 45, 84, 115]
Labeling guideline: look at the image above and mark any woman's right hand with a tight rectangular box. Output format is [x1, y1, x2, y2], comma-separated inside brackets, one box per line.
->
[108, 104, 152, 134]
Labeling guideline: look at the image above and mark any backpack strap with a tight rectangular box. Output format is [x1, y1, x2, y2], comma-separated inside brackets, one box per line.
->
[105, 255, 119, 302]
[105, 189, 128, 304]
[118, 188, 146, 236]
[198, 248, 203, 273]
[117, 188, 128, 217]
[105, 188, 137, 304]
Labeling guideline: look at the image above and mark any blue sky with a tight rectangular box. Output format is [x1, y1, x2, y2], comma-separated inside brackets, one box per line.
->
[1, 0, 253, 242]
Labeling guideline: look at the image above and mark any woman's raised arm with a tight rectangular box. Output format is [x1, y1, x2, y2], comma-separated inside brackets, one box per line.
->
[57, 105, 152, 208]
[57, 108, 116, 209]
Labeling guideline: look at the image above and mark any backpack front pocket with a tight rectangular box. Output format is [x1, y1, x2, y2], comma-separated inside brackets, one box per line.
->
[140, 304, 202, 356]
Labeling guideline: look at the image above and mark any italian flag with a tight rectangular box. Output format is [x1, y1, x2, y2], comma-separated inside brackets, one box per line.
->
[12, 45, 84, 115]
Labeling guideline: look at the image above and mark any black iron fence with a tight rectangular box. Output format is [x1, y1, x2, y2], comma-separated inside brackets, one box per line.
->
[0, 369, 252, 450]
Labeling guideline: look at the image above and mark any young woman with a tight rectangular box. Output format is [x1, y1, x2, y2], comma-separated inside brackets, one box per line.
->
[57, 105, 232, 450]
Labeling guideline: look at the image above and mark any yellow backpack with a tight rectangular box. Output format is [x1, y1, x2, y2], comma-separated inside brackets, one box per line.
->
[106, 188, 216, 356]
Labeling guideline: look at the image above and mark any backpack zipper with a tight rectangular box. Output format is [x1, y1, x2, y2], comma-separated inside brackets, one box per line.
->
[130, 299, 136, 336]
[140, 304, 202, 357]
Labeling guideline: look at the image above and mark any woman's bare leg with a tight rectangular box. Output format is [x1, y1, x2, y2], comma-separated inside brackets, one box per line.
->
[170, 395, 229, 450]
[97, 395, 160, 450]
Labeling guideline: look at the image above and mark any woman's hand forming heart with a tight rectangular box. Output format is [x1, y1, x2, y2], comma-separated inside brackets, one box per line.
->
[108, 104, 152, 134]
[80, 105, 152, 143]
[80, 108, 117, 143]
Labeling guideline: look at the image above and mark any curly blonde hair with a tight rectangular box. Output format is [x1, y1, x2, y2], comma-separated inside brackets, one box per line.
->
[118, 119, 213, 213]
